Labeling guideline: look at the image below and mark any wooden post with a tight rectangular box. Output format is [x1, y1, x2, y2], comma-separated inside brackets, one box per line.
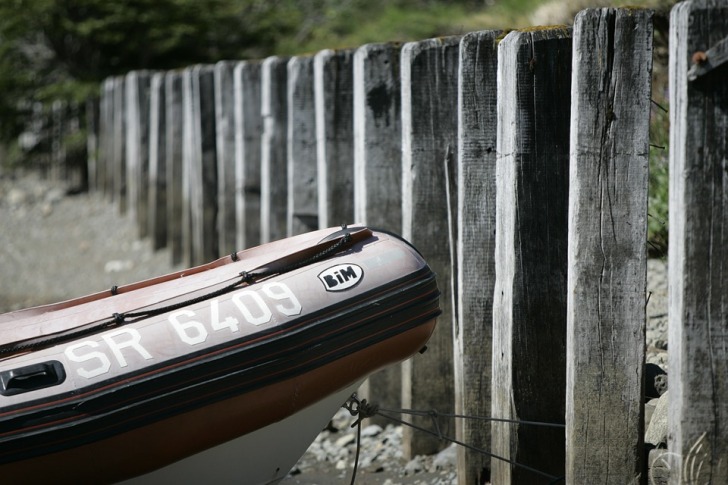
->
[97, 80, 111, 195]
[66, 101, 83, 188]
[105, 80, 115, 196]
[112, 76, 126, 212]
[352, 42, 403, 423]
[148, 72, 168, 251]
[191, 65, 218, 265]
[668, 2, 728, 483]
[455, 30, 500, 485]
[50, 100, 65, 182]
[86, 96, 99, 193]
[566, 8, 652, 484]
[491, 27, 572, 484]
[125, 70, 152, 239]
[315, 49, 355, 229]
[182, 68, 196, 266]
[353, 42, 402, 230]
[102, 79, 115, 196]
[233, 61, 263, 250]
[182, 67, 197, 266]
[181, 66, 218, 266]
[287, 56, 318, 236]
[401, 35, 460, 458]
[260, 56, 289, 243]
[165, 71, 184, 265]
[214, 61, 237, 255]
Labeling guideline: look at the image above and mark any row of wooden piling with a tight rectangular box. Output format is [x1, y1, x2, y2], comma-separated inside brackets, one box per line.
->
[88, 3, 728, 483]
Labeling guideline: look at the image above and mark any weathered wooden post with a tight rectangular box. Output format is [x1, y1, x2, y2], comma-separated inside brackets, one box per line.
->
[103, 79, 115, 196]
[491, 27, 572, 484]
[668, 1, 728, 483]
[353, 43, 402, 230]
[66, 102, 84, 187]
[287, 56, 318, 236]
[97, 79, 112, 195]
[165, 71, 184, 265]
[112, 76, 127, 214]
[182, 68, 195, 266]
[566, 8, 652, 484]
[182, 65, 218, 266]
[352, 42, 403, 421]
[50, 100, 66, 182]
[455, 30, 500, 485]
[315, 49, 355, 228]
[233, 61, 263, 250]
[148, 72, 167, 250]
[192, 65, 218, 265]
[86, 96, 99, 193]
[214, 61, 237, 255]
[400, 35, 460, 458]
[125, 70, 152, 239]
[260, 56, 289, 243]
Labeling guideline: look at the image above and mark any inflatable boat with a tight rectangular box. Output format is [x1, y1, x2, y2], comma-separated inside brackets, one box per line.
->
[0, 225, 440, 484]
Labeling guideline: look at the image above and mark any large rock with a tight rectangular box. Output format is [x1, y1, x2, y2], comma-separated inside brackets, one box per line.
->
[645, 390, 669, 446]
[646, 363, 668, 399]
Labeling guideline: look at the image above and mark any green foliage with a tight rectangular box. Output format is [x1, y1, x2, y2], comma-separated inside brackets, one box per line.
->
[648, 101, 669, 258]
[270, 0, 553, 55]
[274, 1, 474, 54]
[0, 0, 296, 143]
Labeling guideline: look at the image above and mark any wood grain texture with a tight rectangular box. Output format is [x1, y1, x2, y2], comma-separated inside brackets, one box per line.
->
[49, 100, 66, 182]
[353, 42, 402, 232]
[260, 56, 289, 243]
[315, 49, 354, 229]
[214, 61, 237, 256]
[455, 30, 500, 485]
[182, 68, 196, 266]
[197, 65, 219, 265]
[164, 71, 184, 265]
[352, 42, 403, 424]
[100, 77, 117, 200]
[668, 1, 728, 483]
[148, 72, 168, 251]
[112, 76, 126, 213]
[183, 65, 218, 266]
[401, 35, 460, 458]
[233, 61, 263, 250]
[86, 97, 99, 193]
[125, 71, 152, 239]
[566, 8, 652, 484]
[287, 56, 318, 236]
[491, 27, 572, 485]
[98, 80, 113, 195]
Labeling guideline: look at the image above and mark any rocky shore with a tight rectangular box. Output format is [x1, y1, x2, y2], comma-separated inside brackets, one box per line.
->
[0, 171, 668, 484]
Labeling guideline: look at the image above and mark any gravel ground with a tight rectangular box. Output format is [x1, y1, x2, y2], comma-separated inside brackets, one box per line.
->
[0, 171, 182, 312]
[0, 171, 668, 484]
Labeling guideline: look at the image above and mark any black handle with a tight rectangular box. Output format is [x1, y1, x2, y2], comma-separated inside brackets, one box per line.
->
[0, 361, 66, 396]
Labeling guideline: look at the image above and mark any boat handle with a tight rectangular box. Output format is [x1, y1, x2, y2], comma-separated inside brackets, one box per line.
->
[0, 361, 66, 396]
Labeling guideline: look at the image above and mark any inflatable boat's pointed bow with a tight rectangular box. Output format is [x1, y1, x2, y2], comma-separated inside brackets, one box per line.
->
[0, 226, 440, 483]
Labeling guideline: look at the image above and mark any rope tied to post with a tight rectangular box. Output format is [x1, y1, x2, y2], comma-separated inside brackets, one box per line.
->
[344, 394, 379, 429]
[343, 394, 379, 485]
[340, 393, 566, 484]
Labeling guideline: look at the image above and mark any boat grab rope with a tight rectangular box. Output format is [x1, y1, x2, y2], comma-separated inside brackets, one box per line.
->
[0, 231, 354, 355]
[342, 394, 566, 484]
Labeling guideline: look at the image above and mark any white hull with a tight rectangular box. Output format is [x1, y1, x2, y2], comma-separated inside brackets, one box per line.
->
[122, 381, 361, 484]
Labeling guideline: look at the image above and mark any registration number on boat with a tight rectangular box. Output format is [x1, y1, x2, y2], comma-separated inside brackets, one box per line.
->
[167, 281, 302, 345]
[64, 282, 302, 379]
